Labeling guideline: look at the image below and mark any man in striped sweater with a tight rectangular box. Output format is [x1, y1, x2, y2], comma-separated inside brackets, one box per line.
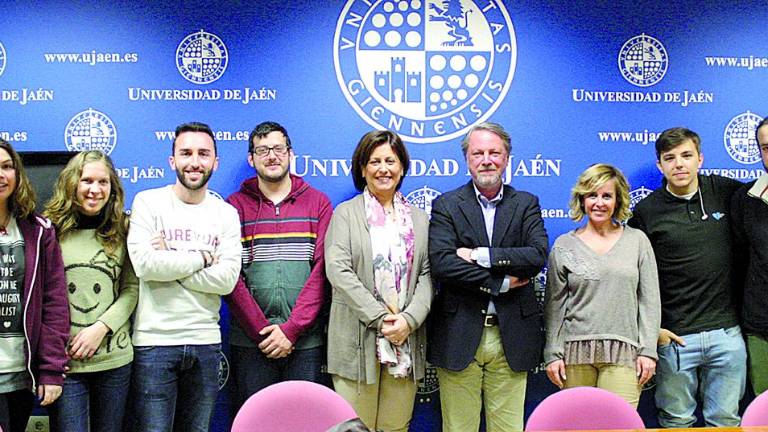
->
[225, 121, 333, 415]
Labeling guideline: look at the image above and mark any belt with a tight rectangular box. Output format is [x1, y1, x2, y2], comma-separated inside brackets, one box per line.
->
[483, 314, 498, 327]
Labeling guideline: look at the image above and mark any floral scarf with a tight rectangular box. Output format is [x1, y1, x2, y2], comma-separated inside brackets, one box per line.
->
[364, 188, 415, 378]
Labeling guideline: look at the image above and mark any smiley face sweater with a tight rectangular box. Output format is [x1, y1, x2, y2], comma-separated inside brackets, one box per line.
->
[61, 229, 138, 373]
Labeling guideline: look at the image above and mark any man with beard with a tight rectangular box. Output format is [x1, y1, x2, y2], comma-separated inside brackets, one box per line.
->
[428, 122, 548, 431]
[127, 121, 242, 431]
[731, 117, 768, 397]
[224, 121, 333, 416]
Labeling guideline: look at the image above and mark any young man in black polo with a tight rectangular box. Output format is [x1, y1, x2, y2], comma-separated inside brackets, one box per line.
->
[629, 127, 746, 427]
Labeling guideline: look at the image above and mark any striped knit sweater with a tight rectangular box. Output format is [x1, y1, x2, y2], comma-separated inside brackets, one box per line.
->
[225, 174, 332, 349]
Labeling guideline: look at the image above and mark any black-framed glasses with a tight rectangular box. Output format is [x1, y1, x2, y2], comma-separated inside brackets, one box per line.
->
[251, 144, 291, 157]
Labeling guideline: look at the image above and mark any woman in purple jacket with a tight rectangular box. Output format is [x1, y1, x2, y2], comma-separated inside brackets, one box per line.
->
[0, 139, 69, 432]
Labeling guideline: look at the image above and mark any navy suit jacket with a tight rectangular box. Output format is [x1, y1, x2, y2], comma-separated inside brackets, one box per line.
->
[427, 181, 548, 371]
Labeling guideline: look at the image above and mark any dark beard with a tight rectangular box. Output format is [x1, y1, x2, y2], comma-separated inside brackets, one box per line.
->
[257, 166, 289, 183]
[176, 168, 212, 191]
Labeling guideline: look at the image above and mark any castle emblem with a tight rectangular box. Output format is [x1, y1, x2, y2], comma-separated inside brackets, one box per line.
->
[629, 186, 653, 210]
[176, 30, 228, 84]
[334, 0, 517, 144]
[416, 363, 439, 402]
[724, 111, 763, 165]
[618, 34, 668, 87]
[534, 267, 547, 306]
[64, 108, 117, 155]
[405, 185, 442, 216]
[218, 351, 230, 390]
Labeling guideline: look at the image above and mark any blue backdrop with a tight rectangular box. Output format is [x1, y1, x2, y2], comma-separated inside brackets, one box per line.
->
[1, 0, 765, 430]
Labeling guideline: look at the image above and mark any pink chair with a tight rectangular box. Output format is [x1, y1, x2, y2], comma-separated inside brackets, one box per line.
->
[525, 387, 645, 431]
[742, 391, 768, 426]
[231, 380, 358, 432]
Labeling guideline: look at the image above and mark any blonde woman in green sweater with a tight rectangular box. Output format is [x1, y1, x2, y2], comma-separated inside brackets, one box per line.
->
[44, 151, 138, 432]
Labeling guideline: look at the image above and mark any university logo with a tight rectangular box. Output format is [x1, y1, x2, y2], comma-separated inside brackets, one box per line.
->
[0, 42, 6, 77]
[334, 0, 517, 144]
[416, 363, 439, 403]
[534, 267, 547, 306]
[176, 30, 228, 84]
[64, 108, 117, 155]
[618, 34, 668, 87]
[724, 111, 763, 165]
[629, 186, 653, 210]
[218, 351, 229, 390]
[405, 185, 441, 215]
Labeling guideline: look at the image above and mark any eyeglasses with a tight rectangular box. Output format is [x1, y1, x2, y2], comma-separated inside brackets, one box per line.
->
[252, 144, 291, 157]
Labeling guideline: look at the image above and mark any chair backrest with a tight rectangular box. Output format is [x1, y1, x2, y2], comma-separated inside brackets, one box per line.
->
[525, 387, 645, 431]
[742, 391, 768, 426]
[231, 380, 358, 432]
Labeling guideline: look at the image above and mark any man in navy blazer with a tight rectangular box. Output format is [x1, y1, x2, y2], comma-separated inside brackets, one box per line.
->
[428, 122, 548, 432]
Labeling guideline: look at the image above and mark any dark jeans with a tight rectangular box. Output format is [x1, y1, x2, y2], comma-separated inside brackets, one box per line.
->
[50, 363, 131, 432]
[131, 344, 222, 432]
[0, 389, 34, 432]
[230, 344, 327, 416]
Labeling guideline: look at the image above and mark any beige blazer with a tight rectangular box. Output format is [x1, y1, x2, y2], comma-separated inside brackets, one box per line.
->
[325, 194, 433, 384]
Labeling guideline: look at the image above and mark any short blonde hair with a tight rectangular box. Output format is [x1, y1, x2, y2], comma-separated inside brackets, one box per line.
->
[568, 163, 632, 222]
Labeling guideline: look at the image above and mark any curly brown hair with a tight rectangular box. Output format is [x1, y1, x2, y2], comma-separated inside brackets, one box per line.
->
[43, 150, 127, 256]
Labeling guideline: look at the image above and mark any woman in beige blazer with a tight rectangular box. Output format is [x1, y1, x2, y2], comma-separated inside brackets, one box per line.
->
[325, 130, 433, 432]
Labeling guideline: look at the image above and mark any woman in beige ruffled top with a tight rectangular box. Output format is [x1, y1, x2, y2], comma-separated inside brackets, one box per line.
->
[544, 163, 661, 407]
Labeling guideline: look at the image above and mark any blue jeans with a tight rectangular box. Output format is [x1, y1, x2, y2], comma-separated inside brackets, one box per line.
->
[131, 344, 222, 432]
[230, 344, 327, 415]
[655, 325, 747, 427]
[50, 363, 131, 432]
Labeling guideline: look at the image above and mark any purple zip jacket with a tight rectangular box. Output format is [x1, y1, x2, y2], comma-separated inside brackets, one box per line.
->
[18, 214, 69, 388]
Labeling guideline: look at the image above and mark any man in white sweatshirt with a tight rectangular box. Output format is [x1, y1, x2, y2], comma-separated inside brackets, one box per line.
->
[127, 122, 242, 431]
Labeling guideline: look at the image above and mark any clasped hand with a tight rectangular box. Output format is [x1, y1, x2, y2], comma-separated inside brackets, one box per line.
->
[381, 314, 411, 346]
[258, 325, 293, 359]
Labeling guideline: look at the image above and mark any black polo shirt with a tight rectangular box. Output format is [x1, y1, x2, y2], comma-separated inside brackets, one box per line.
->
[628, 175, 742, 335]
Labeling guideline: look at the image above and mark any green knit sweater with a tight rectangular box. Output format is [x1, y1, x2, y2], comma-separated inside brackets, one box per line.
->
[61, 230, 138, 373]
